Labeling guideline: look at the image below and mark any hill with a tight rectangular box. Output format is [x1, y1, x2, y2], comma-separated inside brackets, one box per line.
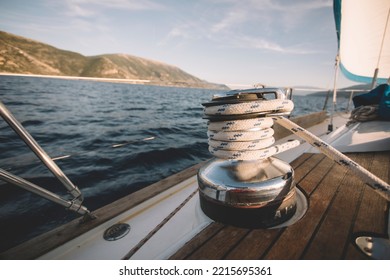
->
[0, 30, 228, 90]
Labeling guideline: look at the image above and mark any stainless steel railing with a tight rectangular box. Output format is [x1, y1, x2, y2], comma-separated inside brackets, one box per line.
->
[0, 100, 92, 218]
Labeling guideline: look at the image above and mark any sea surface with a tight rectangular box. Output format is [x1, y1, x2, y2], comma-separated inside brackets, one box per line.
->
[0, 76, 352, 252]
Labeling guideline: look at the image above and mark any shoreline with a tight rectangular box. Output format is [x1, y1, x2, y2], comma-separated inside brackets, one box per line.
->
[0, 72, 150, 84]
[0, 73, 228, 90]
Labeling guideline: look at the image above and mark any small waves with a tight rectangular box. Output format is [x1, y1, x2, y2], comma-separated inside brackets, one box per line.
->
[21, 119, 45, 127]
[124, 141, 208, 167]
[0, 76, 338, 252]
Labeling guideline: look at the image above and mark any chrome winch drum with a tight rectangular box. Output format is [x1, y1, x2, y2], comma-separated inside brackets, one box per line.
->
[198, 87, 298, 228]
[198, 157, 297, 228]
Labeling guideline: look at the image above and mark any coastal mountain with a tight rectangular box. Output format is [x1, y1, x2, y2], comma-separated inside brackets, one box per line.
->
[308, 83, 372, 96]
[0, 30, 228, 89]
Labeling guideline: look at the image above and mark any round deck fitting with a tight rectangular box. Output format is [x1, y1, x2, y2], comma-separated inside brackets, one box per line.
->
[355, 236, 390, 259]
[103, 223, 131, 241]
[197, 157, 298, 228]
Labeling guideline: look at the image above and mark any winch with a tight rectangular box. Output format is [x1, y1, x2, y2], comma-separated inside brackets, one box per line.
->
[197, 87, 300, 228]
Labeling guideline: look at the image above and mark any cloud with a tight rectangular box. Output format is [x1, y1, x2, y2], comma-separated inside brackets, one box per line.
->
[210, 0, 333, 33]
[161, 0, 330, 54]
[158, 22, 197, 48]
[166, 25, 192, 40]
[227, 35, 320, 54]
[65, 1, 95, 17]
[211, 9, 247, 33]
[59, 0, 165, 17]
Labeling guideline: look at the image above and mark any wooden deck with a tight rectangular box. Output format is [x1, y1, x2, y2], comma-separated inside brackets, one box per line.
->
[170, 151, 390, 260]
[0, 111, 329, 260]
[1, 151, 388, 260]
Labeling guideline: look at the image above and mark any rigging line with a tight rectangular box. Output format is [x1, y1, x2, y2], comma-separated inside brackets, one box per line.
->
[330, 54, 340, 132]
[273, 116, 390, 201]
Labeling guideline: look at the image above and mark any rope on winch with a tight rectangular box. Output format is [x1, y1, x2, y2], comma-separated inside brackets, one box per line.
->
[204, 99, 300, 161]
[123, 88, 390, 258]
[203, 92, 390, 201]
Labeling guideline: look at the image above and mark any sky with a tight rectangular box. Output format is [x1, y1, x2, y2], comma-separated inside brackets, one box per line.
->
[0, 0, 360, 90]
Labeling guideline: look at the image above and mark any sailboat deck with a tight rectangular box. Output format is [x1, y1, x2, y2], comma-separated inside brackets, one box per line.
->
[170, 151, 390, 260]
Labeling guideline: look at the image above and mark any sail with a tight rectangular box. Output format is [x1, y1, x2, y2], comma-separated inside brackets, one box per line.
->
[334, 0, 390, 83]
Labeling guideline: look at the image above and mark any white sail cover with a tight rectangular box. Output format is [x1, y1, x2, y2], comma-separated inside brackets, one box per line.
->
[334, 0, 390, 83]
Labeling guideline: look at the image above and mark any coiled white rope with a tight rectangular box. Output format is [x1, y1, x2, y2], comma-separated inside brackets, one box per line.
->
[204, 99, 300, 161]
[204, 99, 294, 116]
[203, 95, 390, 201]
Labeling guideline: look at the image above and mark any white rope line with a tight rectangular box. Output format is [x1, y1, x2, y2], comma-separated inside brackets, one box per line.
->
[208, 137, 275, 151]
[273, 116, 390, 201]
[207, 127, 274, 141]
[208, 117, 273, 131]
[204, 99, 299, 161]
[208, 140, 300, 161]
[204, 99, 294, 116]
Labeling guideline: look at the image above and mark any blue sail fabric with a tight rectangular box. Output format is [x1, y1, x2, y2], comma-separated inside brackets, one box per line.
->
[333, 0, 390, 84]
[353, 84, 390, 120]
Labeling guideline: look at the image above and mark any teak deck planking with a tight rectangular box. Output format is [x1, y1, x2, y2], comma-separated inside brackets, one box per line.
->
[170, 151, 390, 260]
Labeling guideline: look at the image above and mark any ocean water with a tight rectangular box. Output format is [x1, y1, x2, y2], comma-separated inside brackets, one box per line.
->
[0, 76, 352, 252]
